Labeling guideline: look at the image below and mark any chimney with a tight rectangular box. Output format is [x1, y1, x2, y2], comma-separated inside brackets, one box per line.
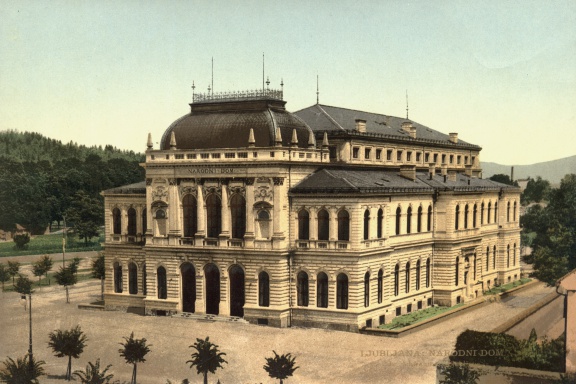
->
[428, 163, 436, 180]
[449, 133, 458, 144]
[399, 164, 417, 181]
[465, 164, 472, 177]
[448, 170, 457, 182]
[511, 166, 514, 182]
[355, 119, 367, 133]
[402, 121, 416, 138]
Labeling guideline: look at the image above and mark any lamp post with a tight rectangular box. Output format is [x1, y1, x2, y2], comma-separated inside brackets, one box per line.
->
[62, 215, 66, 267]
[15, 276, 34, 371]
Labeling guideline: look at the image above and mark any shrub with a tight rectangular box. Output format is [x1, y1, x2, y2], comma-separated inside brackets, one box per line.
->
[13, 233, 30, 249]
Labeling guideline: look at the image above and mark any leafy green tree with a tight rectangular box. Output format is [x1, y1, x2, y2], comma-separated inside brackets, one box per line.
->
[440, 363, 482, 384]
[65, 190, 103, 245]
[0, 355, 45, 384]
[13, 232, 31, 249]
[40, 255, 53, 284]
[7, 261, 20, 285]
[263, 351, 299, 384]
[521, 176, 551, 205]
[489, 173, 517, 186]
[73, 359, 115, 384]
[69, 257, 82, 275]
[119, 332, 151, 384]
[32, 261, 46, 284]
[14, 275, 34, 296]
[92, 253, 106, 301]
[54, 266, 77, 303]
[186, 337, 227, 384]
[48, 325, 88, 381]
[0, 263, 11, 291]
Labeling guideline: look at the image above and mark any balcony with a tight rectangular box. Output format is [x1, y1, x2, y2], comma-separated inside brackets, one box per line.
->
[295, 240, 350, 250]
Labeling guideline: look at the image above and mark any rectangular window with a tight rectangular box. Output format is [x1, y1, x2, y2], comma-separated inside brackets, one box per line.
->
[417, 301, 423, 310]
[365, 148, 371, 159]
[416, 152, 421, 162]
[329, 146, 337, 159]
[253, 152, 258, 158]
[471, 156, 476, 165]
[433, 154, 438, 163]
[464, 156, 468, 164]
[407, 304, 412, 313]
[352, 147, 360, 159]
[270, 151, 275, 157]
[238, 152, 248, 158]
[175, 154, 184, 159]
[211, 153, 221, 159]
[186, 154, 196, 159]
[424, 153, 430, 163]
[449, 155, 454, 164]
[224, 152, 235, 158]
[201, 153, 209, 159]
[376, 149, 382, 160]
[441, 154, 446, 164]
[397, 150, 403, 161]
[366, 319, 372, 328]
[457, 155, 461, 164]
[379, 315, 385, 325]
[387, 149, 393, 161]
[407, 151, 412, 162]
[396, 307, 401, 316]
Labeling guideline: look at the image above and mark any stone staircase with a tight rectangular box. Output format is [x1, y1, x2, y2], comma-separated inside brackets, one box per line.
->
[173, 312, 249, 324]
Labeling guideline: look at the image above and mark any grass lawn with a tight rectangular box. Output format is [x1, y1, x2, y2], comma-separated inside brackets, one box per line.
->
[0, 231, 103, 258]
[378, 303, 465, 330]
[3, 269, 94, 292]
[484, 277, 532, 295]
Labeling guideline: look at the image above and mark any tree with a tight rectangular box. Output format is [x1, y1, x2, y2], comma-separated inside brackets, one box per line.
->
[489, 174, 517, 186]
[32, 260, 46, 284]
[92, 253, 105, 301]
[119, 332, 151, 384]
[0, 355, 45, 384]
[0, 263, 10, 291]
[65, 190, 103, 245]
[186, 337, 227, 384]
[69, 257, 82, 275]
[54, 265, 77, 303]
[13, 232, 31, 249]
[439, 363, 482, 384]
[48, 325, 88, 381]
[73, 359, 115, 384]
[263, 351, 299, 384]
[40, 255, 53, 284]
[521, 176, 551, 205]
[7, 261, 20, 285]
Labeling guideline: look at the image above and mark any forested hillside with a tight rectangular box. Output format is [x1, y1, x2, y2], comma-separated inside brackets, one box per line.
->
[0, 130, 145, 234]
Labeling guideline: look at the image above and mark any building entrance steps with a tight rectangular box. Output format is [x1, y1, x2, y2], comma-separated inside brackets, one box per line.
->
[172, 312, 249, 324]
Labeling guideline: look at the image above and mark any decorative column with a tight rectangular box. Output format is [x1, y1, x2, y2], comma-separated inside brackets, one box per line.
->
[168, 178, 180, 245]
[195, 182, 206, 242]
[272, 177, 285, 247]
[220, 180, 230, 242]
[145, 179, 153, 241]
[244, 178, 255, 247]
[310, 208, 318, 241]
[329, 207, 337, 241]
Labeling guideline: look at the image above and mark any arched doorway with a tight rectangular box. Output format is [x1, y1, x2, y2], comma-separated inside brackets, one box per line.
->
[204, 264, 220, 315]
[181, 263, 196, 313]
[229, 265, 245, 317]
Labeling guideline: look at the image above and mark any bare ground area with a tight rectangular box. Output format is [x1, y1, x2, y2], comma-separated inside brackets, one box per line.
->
[0, 255, 559, 383]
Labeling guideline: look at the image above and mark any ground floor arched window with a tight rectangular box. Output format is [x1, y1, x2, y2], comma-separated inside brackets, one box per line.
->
[337, 273, 349, 309]
[114, 262, 122, 293]
[317, 272, 328, 308]
[128, 262, 138, 294]
[258, 271, 270, 307]
[297, 271, 309, 307]
[157, 266, 167, 299]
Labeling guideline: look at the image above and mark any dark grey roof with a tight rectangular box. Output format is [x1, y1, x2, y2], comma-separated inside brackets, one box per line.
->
[291, 169, 435, 194]
[291, 168, 519, 194]
[294, 104, 480, 150]
[102, 181, 146, 195]
[160, 98, 314, 150]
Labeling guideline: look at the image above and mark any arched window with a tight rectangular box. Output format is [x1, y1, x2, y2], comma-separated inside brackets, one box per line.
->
[494, 202, 498, 223]
[377, 209, 383, 238]
[363, 272, 370, 307]
[455, 257, 459, 286]
[473, 204, 477, 228]
[426, 258, 431, 288]
[298, 210, 310, 240]
[481, 203, 485, 225]
[487, 202, 492, 224]
[455, 205, 460, 230]
[486, 246, 490, 271]
[317, 272, 328, 308]
[507, 201, 511, 222]
[230, 194, 246, 239]
[507, 244, 510, 268]
[416, 260, 421, 290]
[405, 262, 410, 293]
[406, 207, 412, 234]
[258, 271, 270, 307]
[142, 263, 147, 295]
[113, 208, 121, 235]
[427, 205, 432, 232]
[142, 209, 147, 237]
[473, 254, 477, 281]
[128, 262, 138, 295]
[183, 195, 197, 238]
[395, 207, 402, 235]
[363, 210, 370, 240]
[513, 201, 517, 221]
[493, 245, 497, 270]
[157, 266, 167, 300]
[394, 264, 399, 296]
[113, 262, 122, 293]
[417, 206, 423, 233]
[464, 204, 469, 229]
[317, 209, 329, 241]
[256, 210, 270, 239]
[513, 243, 517, 266]
[337, 273, 349, 309]
[337, 210, 350, 241]
[127, 208, 137, 237]
[297, 271, 309, 307]
[377, 269, 383, 304]
[206, 194, 222, 238]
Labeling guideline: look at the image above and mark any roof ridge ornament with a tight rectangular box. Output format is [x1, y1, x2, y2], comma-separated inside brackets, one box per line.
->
[248, 128, 256, 147]
[147, 133, 153, 150]
[275, 126, 283, 147]
[308, 131, 315, 148]
[291, 129, 298, 147]
[322, 132, 329, 148]
[170, 131, 177, 150]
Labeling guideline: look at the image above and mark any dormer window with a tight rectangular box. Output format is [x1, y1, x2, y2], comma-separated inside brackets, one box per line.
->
[397, 150, 403, 162]
[406, 151, 412, 162]
[352, 147, 359, 159]
[364, 148, 371, 159]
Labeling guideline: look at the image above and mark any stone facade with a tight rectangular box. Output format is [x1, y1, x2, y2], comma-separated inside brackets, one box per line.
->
[102, 92, 521, 332]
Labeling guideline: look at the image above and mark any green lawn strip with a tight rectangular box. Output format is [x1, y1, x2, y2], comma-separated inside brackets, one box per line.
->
[378, 303, 465, 330]
[484, 278, 532, 295]
[0, 232, 103, 258]
[3, 271, 93, 292]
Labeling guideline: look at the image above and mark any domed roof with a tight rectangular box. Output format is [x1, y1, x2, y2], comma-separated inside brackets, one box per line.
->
[160, 95, 314, 150]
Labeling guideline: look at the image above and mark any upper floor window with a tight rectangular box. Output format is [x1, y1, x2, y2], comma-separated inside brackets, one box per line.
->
[376, 149, 382, 160]
[407, 151, 412, 162]
[183, 195, 198, 238]
[406, 206, 412, 234]
[363, 209, 370, 240]
[455, 205, 460, 230]
[507, 201, 511, 222]
[298, 209, 310, 240]
[113, 208, 122, 235]
[317, 209, 329, 241]
[387, 149, 393, 161]
[424, 153, 430, 163]
[317, 272, 328, 308]
[441, 154, 446, 164]
[417, 206, 423, 233]
[231, 194, 246, 239]
[427, 205, 432, 232]
[256, 210, 270, 239]
[487, 202, 492, 224]
[464, 204, 469, 229]
[352, 147, 360, 159]
[457, 155, 461, 165]
[206, 194, 222, 238]
[377, 208, 383, 238]
[395, 207, 401, 235]
[365, 148, 371, 159]
[416, 152, 421, 162]
[449, 155, 454, 164]
[397, 150, 403, 162]
[127, 208, 137, 237]
[338, 210, 350, 241]
[513, 201, 517, 221]
[433, 154, 438, 163]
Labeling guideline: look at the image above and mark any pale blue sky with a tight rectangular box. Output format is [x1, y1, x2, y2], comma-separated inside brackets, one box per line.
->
[1, 1, 575, 164]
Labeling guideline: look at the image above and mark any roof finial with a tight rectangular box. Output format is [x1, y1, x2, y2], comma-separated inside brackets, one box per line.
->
[307, 131, 315, 148]
[406, 89, 409, 120]
[262, 53, 265, 92]
[266, 76, 270, 90]
[316, 74, 319, 104]
[191, 81, 196, 102]
[290, 129, 298, 147]
[322, 132, 329, 148]
[280, 78, 284, 100]
[147, 133, 153, 149]
[170, 131, 177, 150]
[275, 126, 283, 147]
[211, 57, 214, 96]
[248, 128, 256, 147]
[208, 84, 211, 94]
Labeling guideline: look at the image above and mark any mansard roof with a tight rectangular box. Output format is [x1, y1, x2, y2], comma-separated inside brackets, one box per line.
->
[290, 168, 519, 194]
[102, 181, 146, 195]
[294, 104, 481, 150]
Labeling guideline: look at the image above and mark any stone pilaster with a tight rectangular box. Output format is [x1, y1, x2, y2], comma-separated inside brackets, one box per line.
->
[220, 181, 230, 240]
[244, 178, 255, 247]
[195, 183, 206, 241]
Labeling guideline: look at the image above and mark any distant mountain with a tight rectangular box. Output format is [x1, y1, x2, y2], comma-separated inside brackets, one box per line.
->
[482, 155, 576, 184]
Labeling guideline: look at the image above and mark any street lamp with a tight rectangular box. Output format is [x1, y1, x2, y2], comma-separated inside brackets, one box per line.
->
[14, 276, 34, 372]
[62, 215, 66, 268]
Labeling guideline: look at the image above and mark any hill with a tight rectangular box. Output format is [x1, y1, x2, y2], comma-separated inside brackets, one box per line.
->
[482, 155, 576, 185]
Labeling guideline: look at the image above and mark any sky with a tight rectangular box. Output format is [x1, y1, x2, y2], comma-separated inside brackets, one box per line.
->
[1, 0, 575, 165]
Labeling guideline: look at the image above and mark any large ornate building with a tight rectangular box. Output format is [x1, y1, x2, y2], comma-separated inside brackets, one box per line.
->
[102, 88, 521, 331]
